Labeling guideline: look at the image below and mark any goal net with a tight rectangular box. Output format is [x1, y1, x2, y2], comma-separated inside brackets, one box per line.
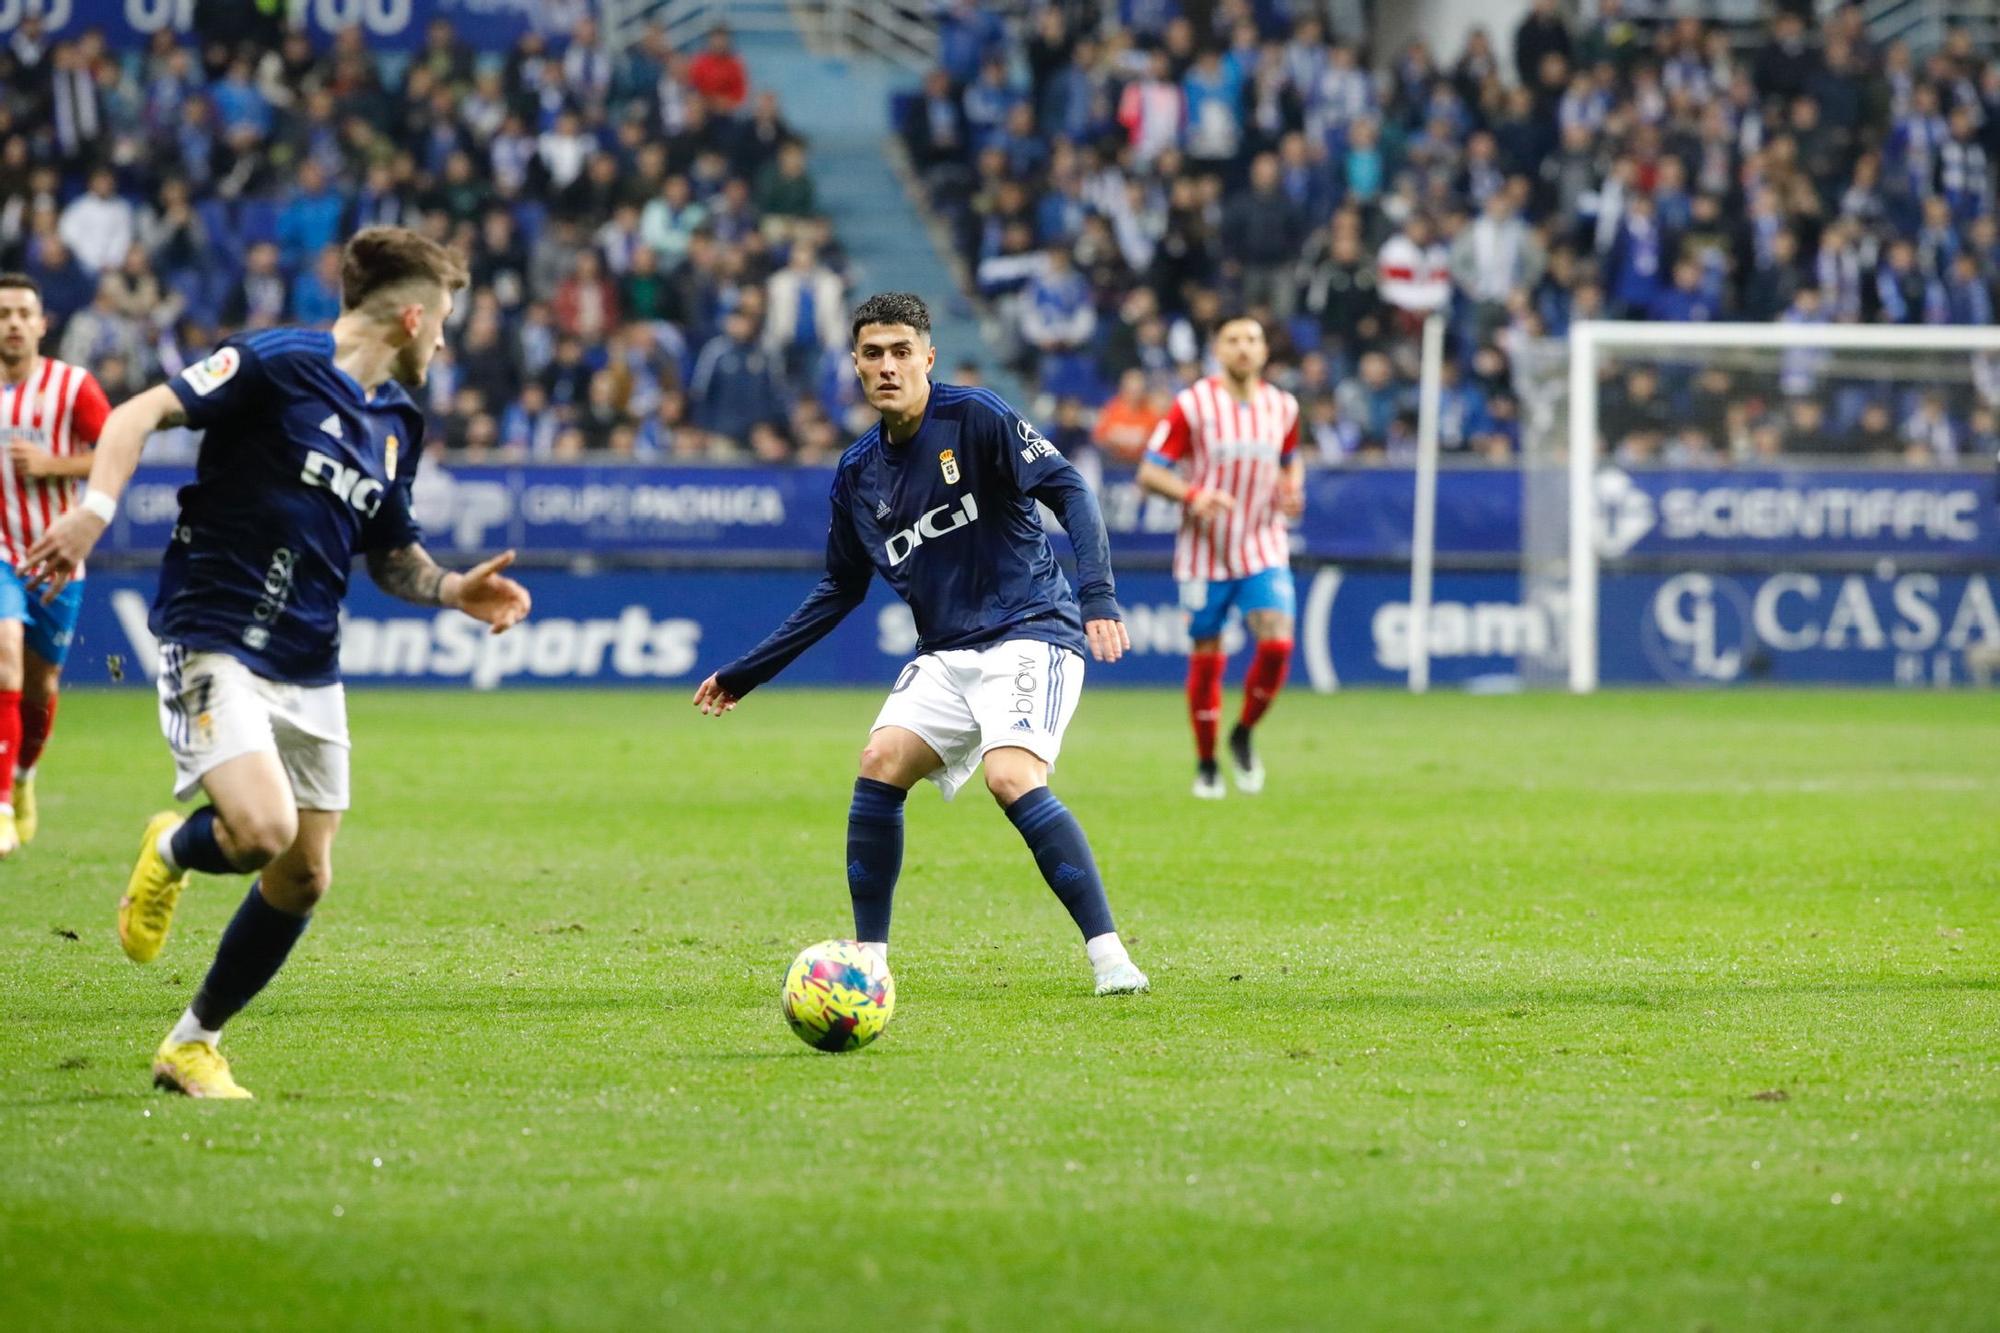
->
[1519, 321, 2000, 691]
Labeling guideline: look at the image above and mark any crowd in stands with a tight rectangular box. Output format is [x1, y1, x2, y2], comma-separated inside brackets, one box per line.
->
[901, 0, 2000, 467]
[0, 11, 861, 464]
[6, 2, 1997, 473]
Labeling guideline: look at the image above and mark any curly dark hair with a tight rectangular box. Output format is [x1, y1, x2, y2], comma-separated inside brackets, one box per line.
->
[850, 292, 932, 345]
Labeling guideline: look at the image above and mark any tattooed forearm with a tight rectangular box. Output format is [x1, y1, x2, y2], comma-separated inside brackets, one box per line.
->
[367, 543, 452, 607]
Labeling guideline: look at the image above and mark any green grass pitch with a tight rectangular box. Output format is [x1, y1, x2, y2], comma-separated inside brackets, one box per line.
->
[2, 687, 1996, 1330]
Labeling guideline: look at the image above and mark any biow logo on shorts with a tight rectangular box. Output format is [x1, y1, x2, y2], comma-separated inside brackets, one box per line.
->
[1008, 650, 1042, 722]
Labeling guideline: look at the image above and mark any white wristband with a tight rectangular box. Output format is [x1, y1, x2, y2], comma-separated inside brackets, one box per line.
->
[80, 489, 117, 523]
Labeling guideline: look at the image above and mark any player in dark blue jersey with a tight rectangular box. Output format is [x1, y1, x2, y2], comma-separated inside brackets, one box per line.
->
[693, 293, 1148, 995]
[26, 227, 530, 1098]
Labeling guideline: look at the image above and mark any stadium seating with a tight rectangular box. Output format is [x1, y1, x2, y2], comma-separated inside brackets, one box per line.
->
[898, 1, 2000, 467]
[0, 15, 855, 463]
[4, 5, 1995, 471]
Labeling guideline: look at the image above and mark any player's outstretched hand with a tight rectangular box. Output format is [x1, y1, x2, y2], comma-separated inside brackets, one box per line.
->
[1186, 488, 1237, 524]
[22, 506, 107, 603]
[692, 672, 739, 716]
[1085, 618, 1129, 664]
[455, 549, 531, 635]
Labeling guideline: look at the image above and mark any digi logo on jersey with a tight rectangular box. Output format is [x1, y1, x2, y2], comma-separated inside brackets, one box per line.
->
[300, 449, 386, 517]
[884, 494, 979, 566]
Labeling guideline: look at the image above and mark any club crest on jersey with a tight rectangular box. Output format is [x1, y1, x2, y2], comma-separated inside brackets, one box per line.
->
[1017, 418, 1058, 464]
[181, 348, 240, 397]
[884, 494, 979, 566]
[938, 448, 960, 484]
[385, 434, 399, 481]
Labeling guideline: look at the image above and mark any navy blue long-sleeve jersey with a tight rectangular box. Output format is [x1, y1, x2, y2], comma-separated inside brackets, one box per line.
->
[716, 383, 1119, 697]
[153, 328, 425, 685]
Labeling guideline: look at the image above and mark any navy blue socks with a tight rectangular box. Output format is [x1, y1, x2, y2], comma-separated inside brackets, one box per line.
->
[1005, 786, 1116, 940]
[846, 779, 1116, 950]
[846, 777, 906, 943]
[168, 807, 240, 875]
[189, 881, 310, 1031]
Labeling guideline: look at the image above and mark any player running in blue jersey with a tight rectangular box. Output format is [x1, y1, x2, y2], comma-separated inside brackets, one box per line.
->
[25, 228, 531, 1098]
[692, 293, 1148, 995]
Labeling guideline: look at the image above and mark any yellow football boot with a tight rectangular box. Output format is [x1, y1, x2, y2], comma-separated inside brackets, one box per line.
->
[119, 812, 191, 964]
[15, 772, 36, 844]
[152, 1040, 253, 1100]
[0, 808, 17, 859]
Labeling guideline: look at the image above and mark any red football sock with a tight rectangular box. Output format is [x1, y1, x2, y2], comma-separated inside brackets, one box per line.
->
[1239, 639, 1293, 730]
[18, 693, 54, 773]
[1186, 651, 1226, 763]
[0, 691, 19, 805]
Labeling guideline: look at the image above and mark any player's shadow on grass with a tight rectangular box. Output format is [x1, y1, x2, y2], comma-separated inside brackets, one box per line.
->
[656, 1051, 834, 1062]
[0, 1089, 157, 1107]
[8, 988, 694, 1027]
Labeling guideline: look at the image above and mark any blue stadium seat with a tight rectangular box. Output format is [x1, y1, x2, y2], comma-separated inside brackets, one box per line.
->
[195, 198, 242, 262]
[238, 200, 280, 248]
[511, 199, 549, 247]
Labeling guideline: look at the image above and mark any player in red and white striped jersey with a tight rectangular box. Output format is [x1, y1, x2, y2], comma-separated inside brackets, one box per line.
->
[1137, 315, 1304, 799]
[0, 273, 110, 854]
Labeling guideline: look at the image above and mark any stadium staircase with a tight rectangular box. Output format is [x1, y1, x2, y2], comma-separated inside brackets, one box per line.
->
[602, 1, 1018, 391]
[1829, 0, 2000, 52]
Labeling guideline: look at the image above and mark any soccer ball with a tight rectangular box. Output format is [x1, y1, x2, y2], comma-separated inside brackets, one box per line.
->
[781, 940, 895, 1052]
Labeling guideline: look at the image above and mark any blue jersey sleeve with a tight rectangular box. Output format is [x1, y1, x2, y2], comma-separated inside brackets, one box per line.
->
[167, 342, 268, 430]
[714, 470, 874, 697]
[978, 393, 1072, 495]
[974, 395, 1121, 623]
[1029, 465, 1120, 623]
[362, 419, 425, 553]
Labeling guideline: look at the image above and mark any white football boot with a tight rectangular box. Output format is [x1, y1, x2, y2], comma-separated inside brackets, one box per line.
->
[1227, 725, 1265, 795]
[1192, 761, 1226, 800]
[1094, 960, 1151, 995]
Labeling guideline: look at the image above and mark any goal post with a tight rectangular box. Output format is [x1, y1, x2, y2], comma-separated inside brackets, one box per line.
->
[1560, 320, 2000, 693]
[1408, 312, 1446, 694]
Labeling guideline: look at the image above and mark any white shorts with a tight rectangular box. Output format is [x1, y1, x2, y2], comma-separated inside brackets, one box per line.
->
[156, 643, 351, 811]
[872, 638, 1085, 801]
